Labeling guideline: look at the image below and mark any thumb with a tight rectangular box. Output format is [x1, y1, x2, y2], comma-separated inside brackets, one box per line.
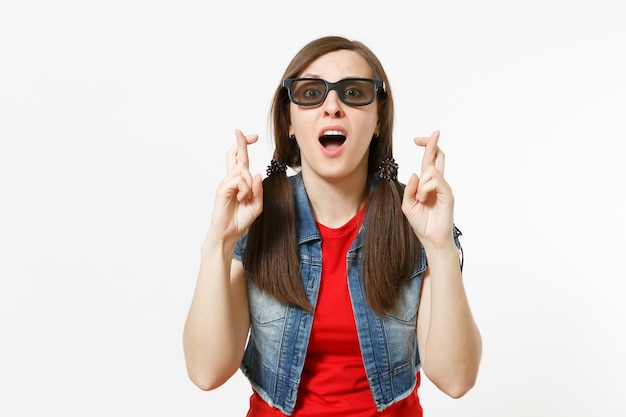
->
[251, 174, 264, 209]
[403, 173, 419, 204]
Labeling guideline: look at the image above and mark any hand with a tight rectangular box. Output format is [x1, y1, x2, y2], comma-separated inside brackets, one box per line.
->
[208, 129, 263, 244]
[402, 131, 455, 249]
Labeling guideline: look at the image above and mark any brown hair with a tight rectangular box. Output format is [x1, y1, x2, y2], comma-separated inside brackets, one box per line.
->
[245, 36, 419, 315]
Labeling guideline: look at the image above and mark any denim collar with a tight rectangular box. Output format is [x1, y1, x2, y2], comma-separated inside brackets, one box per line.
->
[289, 172, 380, 248]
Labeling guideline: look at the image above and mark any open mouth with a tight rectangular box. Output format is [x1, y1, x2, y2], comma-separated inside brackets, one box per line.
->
[319, 130, 346, 149]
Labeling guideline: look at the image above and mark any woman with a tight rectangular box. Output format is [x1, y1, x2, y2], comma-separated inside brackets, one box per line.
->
[183, 36, 482, 416]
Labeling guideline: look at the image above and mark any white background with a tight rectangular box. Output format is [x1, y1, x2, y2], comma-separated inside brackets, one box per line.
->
[1, 1, 625, 416]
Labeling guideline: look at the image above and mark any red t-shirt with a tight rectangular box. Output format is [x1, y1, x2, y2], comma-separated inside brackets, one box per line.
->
[247, 207, 422, 416]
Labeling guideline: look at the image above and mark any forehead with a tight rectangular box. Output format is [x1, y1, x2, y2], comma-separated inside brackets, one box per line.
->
[299, 50, 372, 81]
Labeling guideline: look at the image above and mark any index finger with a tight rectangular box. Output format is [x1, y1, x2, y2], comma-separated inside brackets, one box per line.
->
[415, 130, 441, 172]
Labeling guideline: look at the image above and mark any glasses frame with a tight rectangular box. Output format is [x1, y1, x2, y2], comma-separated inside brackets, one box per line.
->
[282, 78, 385, 107]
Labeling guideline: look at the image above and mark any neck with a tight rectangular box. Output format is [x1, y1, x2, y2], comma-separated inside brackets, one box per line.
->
[302, 169, 369, 228]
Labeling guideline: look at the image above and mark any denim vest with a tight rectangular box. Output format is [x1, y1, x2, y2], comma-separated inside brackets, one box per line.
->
[234, 173, 461, 415]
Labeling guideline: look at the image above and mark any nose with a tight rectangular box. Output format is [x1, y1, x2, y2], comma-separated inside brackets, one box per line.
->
[322, 90, 344, 118]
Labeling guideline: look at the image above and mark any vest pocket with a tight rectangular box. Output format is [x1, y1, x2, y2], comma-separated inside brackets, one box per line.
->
[247, 281, 288, 324]
[383, 272, 423, 323]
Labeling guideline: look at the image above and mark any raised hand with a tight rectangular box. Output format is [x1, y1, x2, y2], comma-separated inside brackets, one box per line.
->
[402, 131, 455, 250]
[208, 129, 263, 245]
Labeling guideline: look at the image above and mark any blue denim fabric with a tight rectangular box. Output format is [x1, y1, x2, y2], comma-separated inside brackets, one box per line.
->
[234, 173, 462, 415]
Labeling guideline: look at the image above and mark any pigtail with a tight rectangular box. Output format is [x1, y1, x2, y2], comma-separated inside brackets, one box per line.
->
[363, 159, 420, 315]
[245, 160, 313, 313]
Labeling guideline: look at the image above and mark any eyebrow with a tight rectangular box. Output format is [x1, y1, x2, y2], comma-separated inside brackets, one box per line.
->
[299, 74, 369, 79]
[300, 73, 320, 78]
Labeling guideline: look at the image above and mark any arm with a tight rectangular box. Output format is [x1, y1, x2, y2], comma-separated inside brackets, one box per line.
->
[183, 130, 263, 390]
[403, 131, 482, 398]
[415, 247, 481, 398]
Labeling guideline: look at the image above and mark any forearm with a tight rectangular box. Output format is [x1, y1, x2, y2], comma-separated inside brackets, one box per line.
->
[183, 237, 249, 390]
[421, 243, 482, 397]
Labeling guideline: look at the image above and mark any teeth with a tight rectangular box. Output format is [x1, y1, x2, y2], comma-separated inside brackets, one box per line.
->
[322, 130, 344, 136]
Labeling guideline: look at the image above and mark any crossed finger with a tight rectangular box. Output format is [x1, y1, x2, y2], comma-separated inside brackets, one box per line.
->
[227, 129, 258, 172]
[415, 130, 445, 176]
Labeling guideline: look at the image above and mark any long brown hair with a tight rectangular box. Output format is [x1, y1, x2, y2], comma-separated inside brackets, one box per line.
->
[245, 36, 419, 315]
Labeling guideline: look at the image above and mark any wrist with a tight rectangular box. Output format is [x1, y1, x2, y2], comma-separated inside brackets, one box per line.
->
[421, 240, 460, 263]
[201, 233, 237, 260]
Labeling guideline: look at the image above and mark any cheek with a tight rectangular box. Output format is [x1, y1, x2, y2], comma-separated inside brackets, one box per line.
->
[289, 110, 319, 140]
[359, 113, 380, 138]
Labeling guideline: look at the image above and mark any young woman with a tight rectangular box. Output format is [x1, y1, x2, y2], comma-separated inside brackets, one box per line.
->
[183, 36, 482, 416]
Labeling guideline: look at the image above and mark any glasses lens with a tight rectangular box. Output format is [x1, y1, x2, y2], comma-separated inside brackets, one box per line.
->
[286, 78, 379, 106]
[338, 79, 376, 105]
[290, 79, 327, 105]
